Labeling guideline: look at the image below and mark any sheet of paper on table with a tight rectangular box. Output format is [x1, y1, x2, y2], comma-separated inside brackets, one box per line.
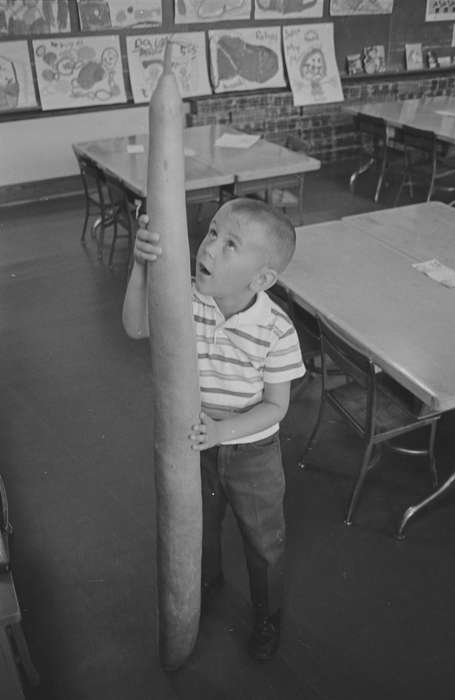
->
[214, 133, 261, 149]
[413, 259, 455, 288]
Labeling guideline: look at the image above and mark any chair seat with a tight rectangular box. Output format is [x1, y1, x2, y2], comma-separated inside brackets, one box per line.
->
[329, 373, 429, 435]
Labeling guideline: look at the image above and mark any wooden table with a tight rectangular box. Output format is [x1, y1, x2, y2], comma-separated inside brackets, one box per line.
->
[73, 130, 234, 206]
[345, 96, 455, 145]
[279, 202, 455, 534]
[73, 124, 321, 216]
[343, 201, 455, 267]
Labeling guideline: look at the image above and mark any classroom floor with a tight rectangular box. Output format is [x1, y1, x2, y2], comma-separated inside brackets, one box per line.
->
[2, 162, 455, 700]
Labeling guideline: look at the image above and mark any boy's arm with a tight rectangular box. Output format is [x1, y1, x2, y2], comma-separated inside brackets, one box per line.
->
[189, 381, 290, 450]
[122, 216, 162, 339]
[122, 261, 149, 338]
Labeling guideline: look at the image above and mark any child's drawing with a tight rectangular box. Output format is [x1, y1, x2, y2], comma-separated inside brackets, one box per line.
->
[0, 0, 70, 35]
[77, 0, 161, 30]
[283, 23, 344, 106]
[126, 32, 211, 102]
[362, 44, 386, 73]
[33, 35, 127, 110]
[209, 26, 285, 93]
[426, 0, 455, 21]
[330, 0, 393, 14]
[254, 0, 323, 20]
[0, 40, 37, 111]
[405, 43, 423, 70]
[175, 0, 251, 24]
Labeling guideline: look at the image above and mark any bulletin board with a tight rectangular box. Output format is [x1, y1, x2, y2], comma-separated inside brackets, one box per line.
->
[1, 0, 455, 121]
[388, 0, 455, 71]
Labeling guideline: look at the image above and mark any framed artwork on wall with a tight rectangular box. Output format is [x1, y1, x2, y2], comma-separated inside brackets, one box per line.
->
[175, 0, 251, 24]
[33, 34, 127, 110]
[126, 32, 211, 102]
[0, 0, 71, 35]
[425, 0, 455, 22]
[254, 0, 323, 20]
[209, 26, 285, 93]
[0, 40, 37, 112]
[77, 0, 162, 30]
[405, 43, 424, 70]
[283, 23, 344, 106]
[330, 0, 393, 14]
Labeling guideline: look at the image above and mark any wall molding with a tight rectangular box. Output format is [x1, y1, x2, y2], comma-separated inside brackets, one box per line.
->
[0, 176, 82, 207]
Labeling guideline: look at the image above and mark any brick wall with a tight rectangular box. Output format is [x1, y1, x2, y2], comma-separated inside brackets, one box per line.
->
[187, 72, 455, 164]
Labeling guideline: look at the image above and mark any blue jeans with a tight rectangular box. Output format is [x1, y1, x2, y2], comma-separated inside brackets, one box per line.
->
[200, 432, 285, 616]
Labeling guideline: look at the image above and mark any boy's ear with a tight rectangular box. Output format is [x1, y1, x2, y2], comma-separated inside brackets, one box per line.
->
[250, 267, 278, 293]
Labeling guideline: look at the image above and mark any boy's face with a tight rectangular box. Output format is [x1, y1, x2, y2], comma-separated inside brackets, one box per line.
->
[195, 203, 272, 302]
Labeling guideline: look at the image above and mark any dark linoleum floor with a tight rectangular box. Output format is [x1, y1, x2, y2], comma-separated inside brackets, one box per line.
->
[1, 162, 455, 700]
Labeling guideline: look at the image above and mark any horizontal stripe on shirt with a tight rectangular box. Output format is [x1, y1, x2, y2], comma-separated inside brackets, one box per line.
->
[192, 287, 305, 443]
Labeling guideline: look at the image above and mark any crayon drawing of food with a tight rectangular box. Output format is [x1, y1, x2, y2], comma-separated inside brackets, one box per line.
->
[217, 35, 278, 83]
[209, 28, 285, 92]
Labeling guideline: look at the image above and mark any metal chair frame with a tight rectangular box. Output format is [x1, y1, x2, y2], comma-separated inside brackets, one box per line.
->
[268, 285, 344, 401]
[301, 315, 441, 536]
[394, 125, 455, 205]
[77, 156, 111, 245]
[350, 114, 399, 204]
[104, 177, 139, 269]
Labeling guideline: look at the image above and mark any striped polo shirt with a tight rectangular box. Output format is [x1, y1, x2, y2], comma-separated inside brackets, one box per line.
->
[193, 286, 305, 444]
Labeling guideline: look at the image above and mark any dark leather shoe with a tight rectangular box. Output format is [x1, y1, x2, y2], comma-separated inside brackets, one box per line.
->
[248, 611, 281, 662]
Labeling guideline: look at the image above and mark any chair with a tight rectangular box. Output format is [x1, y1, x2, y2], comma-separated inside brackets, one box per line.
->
[104, 177, 141, 268]
[270, 284, 345, 381]
[268, 284, 324, 398]
[75, 154, 111, 244]
[394, 125, 455, 205]
[232, 133, 307, 225]
[349, 114, 401, 203]
[300, 315, 441, 534]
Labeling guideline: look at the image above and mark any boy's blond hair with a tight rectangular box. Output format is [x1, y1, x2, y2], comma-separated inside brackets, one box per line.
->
[224, 197, 296, 273]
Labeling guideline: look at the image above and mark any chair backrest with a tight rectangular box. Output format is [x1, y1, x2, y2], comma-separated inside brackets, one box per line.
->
[77, 155, 106, 204]
[317, 315, 375, 390]
[105, 176, 135, 232]
[354, 114, 387, 141]
[401, 125, 436, 155]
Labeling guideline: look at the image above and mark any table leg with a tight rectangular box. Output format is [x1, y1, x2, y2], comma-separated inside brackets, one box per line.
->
[396, 470, 455, 540]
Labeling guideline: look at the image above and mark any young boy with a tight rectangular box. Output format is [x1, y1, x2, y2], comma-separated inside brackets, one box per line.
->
[122, 197, 305, 662]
